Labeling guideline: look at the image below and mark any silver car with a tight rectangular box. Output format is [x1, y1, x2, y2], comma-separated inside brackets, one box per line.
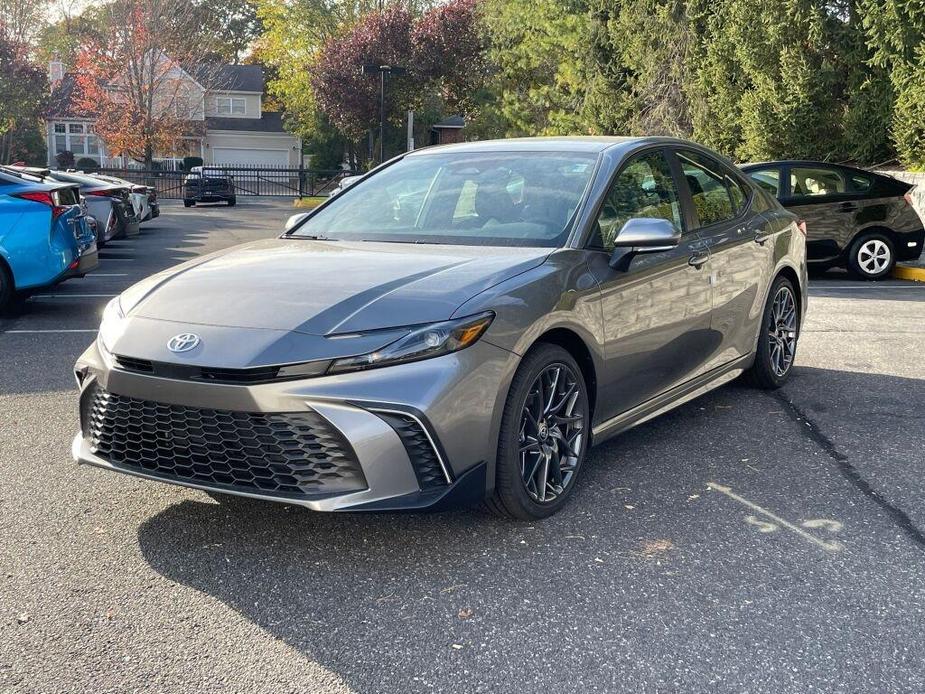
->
[74, 137, 807, 519]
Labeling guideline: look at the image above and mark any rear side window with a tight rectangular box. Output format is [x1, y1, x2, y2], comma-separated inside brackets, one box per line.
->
[677, 150, 748, 227]
[747, 168, 781, 196]
[849, 173, 873, 193]
[790, 167, 845, 197]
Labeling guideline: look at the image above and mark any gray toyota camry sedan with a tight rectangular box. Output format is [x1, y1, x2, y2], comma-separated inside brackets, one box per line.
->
[74, 137, 807, 519]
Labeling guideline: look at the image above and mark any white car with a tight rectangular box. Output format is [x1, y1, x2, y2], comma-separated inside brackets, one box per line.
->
[328, 174, 362, 198]
[82, 173, 152, 222]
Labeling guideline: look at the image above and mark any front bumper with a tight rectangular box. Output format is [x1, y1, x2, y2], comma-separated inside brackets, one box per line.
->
[72, 337, 517, 511]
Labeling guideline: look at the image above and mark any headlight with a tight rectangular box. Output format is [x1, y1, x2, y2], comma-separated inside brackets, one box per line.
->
[328, 312, 494, 374]
[97, 297, 125, 354]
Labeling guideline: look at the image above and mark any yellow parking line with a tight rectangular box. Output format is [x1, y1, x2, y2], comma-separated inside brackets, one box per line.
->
[892, 264, 925, 282]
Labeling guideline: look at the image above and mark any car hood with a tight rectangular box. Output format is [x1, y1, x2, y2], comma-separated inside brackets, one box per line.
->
[123, 238, 551, 334]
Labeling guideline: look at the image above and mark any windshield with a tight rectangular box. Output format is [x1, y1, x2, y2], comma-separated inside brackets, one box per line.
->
[292, 151, 598, 247]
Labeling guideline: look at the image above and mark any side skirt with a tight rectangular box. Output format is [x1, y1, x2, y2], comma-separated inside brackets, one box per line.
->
[591, 353, 754, 446]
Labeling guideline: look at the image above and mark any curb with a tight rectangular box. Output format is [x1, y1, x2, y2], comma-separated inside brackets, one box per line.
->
[892, 264, 925, 282]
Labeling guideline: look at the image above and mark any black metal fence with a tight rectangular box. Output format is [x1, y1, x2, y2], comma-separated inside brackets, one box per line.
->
[93, 165, 357, 199]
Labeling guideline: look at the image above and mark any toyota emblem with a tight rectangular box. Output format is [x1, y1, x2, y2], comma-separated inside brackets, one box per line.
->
[166, 333, 201, 353]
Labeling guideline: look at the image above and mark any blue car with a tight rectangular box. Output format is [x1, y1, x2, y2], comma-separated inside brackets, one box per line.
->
[0, 168, 98, 313]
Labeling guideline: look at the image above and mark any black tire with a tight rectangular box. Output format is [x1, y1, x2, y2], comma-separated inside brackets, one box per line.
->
[847, 232, 895, 280]
[183, 200, 194, 208]
[486, 343, 590, 520]
[0, 263, 14, 316]
[744, 275, 799, 389]
[227, 197, 236, 207]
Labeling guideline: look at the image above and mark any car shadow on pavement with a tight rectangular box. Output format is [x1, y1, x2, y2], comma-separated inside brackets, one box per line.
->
[134, 366, 925, 691]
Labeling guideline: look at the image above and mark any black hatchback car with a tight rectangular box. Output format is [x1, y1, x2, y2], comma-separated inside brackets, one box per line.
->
[183, 167, 236, 207]
[741, 161, 924, 279]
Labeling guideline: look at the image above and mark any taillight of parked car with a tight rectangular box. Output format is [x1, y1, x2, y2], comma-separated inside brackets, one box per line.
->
[14, 191, 68, 220]
[904, 191, 914, 207]
[85, 189, 116, 198]
[797, 220, 807, 236]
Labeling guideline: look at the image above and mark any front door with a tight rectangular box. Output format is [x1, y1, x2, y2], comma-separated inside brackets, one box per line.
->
[585, 148, 715, 422]
[673, 148, 770, 367]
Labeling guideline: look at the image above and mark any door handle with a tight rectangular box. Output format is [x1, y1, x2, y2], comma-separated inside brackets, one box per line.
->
[688, 250, 709, 268]
[837, 202, 858, 212]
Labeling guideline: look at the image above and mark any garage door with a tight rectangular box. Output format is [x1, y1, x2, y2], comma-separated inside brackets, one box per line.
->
[212, 148, 289, 166]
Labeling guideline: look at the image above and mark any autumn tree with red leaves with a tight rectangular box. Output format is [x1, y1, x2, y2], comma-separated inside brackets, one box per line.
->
[72, 0, 225, 168]
[311, 0, 487, 154]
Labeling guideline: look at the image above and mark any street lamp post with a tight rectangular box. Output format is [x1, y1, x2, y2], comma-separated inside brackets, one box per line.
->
[362, 63, 407, 165]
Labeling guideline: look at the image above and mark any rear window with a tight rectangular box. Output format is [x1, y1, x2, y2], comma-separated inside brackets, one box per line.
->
[849, 173, 873, 193]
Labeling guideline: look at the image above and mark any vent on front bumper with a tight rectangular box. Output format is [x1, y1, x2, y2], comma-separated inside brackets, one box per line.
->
[112, 355, 327, 385]
[376, 411, 448, 490]
[81, 385, 367, 498]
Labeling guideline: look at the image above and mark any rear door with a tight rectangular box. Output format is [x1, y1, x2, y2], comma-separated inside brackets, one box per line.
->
[673, 148, 770, 368]
[586, 147, 714, 421]
[780, 165, 852, 262]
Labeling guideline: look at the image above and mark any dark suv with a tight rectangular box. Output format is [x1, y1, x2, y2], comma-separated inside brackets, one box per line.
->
[183, 167, 236, 207]
[741, 161, 924, 279]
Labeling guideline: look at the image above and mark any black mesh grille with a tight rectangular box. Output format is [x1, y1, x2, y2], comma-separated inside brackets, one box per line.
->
[81, 385, 367, 498]
[377, 412, 448, 490]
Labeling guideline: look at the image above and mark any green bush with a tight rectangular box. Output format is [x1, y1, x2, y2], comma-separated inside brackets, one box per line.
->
[75, 157, 99, 171]
[182, 156, 203, 171]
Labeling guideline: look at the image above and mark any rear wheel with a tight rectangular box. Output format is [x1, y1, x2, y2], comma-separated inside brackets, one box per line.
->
[487, 344, 590, 520]
[744, 275, 799, 389]
[227, 197, 236, 207]
[183, 200, 194, 208]
[848, 232, 894, 280]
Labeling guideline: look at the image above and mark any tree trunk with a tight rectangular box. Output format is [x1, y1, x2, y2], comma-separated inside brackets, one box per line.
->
[144, 141, 154, 170]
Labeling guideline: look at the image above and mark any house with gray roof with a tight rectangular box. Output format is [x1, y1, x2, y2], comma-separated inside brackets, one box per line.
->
[45, 59, 301, 169]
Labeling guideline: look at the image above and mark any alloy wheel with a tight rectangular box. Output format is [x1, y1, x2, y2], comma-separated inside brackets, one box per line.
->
[518, 363, 585, 503]
[767, 286, 797, 377]
[857, 239, 891, 276]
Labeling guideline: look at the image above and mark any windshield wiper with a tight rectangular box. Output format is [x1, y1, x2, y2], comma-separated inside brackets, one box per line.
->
[360, 238, 444, 244]
[288, 234, 338, 241]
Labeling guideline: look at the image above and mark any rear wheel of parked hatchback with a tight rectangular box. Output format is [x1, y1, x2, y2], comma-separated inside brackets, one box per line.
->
[744, 275, 799, 390]
[847, 232, 894, 280]
[487, 344, 590, 520]
[227, 197, 236, 207]
[184, 200, 195, 208]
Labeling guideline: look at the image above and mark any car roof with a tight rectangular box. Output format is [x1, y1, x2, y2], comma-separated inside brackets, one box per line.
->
[406, 136, 696, 156]
[0, 167, 72, 193]
[740, 160, 874, 173]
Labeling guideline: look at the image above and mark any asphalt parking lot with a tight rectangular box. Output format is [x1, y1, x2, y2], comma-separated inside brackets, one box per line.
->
[2, 198, 924, 693]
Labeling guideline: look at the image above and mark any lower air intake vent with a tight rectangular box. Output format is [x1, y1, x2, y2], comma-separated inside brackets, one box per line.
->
[81, 385, 367, 498]
[376, 411, 448, 490]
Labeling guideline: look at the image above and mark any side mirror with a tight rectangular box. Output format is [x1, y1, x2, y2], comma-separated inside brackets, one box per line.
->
[609, 217, 681, 269]
[284, 212, 309, 232]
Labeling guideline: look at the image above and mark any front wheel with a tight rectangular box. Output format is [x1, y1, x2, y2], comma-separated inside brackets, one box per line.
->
[744, 275, 799, 389]
[848, 232, 894, 280]
[487, 344, 590, 520]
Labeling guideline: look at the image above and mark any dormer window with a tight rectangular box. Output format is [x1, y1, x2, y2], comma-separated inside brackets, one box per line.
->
[217, 97, 246, 115]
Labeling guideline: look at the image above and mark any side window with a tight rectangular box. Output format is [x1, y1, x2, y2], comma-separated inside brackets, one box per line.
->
[677, 150, 748, 227]
[790, 167, 845, 198]
[849, 172, 873, 193]
[592, 150, 682, 251]
[747, 168, 781, 196]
